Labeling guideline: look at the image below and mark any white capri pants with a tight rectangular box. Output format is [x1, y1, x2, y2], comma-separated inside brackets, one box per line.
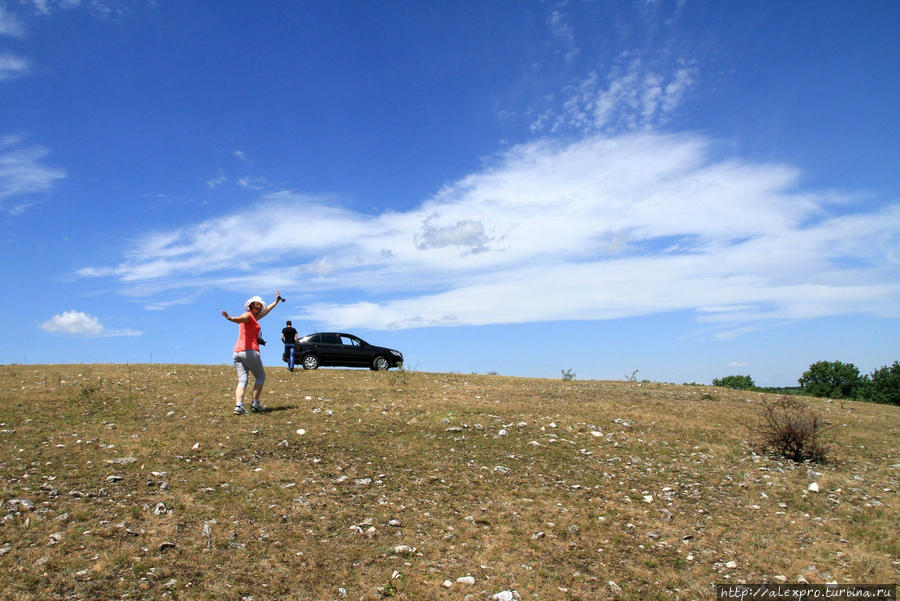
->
[233, 350, 266, 386]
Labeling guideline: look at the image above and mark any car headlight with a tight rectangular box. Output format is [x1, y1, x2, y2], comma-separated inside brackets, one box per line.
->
[390, 350, 402, 357]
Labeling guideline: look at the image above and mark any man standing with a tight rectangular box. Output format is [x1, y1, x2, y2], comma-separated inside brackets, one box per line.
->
[281, 320, 299, 372]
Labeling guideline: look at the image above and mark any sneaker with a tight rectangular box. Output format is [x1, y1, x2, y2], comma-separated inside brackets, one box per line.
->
[233, 405, 247, 415]
[250, 401, 264, 413]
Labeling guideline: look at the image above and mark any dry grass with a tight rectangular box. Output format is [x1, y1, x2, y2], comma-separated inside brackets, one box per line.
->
[0, 364, 897, 600]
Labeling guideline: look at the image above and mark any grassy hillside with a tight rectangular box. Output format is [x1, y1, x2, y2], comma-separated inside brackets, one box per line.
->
[0, 364, 897, 600]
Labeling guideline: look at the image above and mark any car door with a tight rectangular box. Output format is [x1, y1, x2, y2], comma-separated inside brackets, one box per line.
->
[338, 334, 369, 367]
[317, 333, 343, 365]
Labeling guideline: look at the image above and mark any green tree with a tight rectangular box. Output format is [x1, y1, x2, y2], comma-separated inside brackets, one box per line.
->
[798, 360, 862, 399]
[857, 361, 900, 405]
[712, 374, 755, 390]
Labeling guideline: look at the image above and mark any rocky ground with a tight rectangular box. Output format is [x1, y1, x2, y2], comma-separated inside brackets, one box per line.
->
[0, 364, 897, 600]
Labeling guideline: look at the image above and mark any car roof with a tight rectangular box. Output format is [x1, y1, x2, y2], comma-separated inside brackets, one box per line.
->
[301, 332, 364, 339]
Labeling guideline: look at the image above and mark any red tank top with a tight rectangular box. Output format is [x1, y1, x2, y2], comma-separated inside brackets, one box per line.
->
[234, 313, 261, 352]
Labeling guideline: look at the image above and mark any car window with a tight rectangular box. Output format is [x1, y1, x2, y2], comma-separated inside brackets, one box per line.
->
[320, 333, 340, 344]
[340, 336, 360, 347]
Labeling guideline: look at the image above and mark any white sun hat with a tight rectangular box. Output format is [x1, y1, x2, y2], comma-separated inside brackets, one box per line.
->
[243, 295, 268, 316]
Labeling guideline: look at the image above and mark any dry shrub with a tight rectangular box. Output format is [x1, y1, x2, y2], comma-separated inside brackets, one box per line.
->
[750, 397, 832, 463]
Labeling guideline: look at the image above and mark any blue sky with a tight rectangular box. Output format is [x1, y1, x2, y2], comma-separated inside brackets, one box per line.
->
[2, 0, 898, 386]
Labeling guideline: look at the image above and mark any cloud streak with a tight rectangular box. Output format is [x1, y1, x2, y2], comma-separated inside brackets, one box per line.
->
[0, 135, 65, 212]
[78, 131, 900, 336]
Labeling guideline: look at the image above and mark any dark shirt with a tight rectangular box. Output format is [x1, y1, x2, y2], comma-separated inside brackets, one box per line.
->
[281, 326, 298, 345]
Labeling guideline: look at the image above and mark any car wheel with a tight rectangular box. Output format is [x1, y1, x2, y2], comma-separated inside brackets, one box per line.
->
[372, 356, 390, 371]
[302, 354, 320, 370]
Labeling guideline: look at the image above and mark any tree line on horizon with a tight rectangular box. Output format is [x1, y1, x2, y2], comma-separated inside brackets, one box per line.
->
[713, 360, 900, 406]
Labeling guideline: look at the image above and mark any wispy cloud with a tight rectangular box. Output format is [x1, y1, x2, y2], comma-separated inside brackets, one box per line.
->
[547, 7, 579, 63]
[0, 134, 65, 212]
[0, 53, 31, 81]
[238, 175, 267, 190]
[78, 131, 900, 336]
[532, 56, 696, 134]
[0, 5, 26, 37]
[206, 169, 226, 189]
[39, 310, 142, 337]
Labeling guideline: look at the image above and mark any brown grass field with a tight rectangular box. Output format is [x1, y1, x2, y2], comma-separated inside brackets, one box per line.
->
[0, 364, 897, 600]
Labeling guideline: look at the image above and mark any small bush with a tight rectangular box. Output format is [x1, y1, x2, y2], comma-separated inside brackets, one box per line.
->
[561, 368, 576, 381]
[749, 397, 831, 463]
[712, 374, 755, 390]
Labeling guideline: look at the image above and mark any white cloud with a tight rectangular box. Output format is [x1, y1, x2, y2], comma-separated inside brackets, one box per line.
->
[548, 8, 579, 63]
[238, 175, 267, 190]
[0, 5, 26, 37]
[0, 53, 31, 81]
[0, 135, 65, 211]
[40, 310, 142, 336]
[533, 57, 696, 134]
[78, 131, 900, 337]
[27, 0, 82, 16]
[206, 169, 226, 188]
[40, 310, 104, 335]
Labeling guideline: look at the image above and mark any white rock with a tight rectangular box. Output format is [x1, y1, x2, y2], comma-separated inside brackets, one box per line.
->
[492, 591, 520, 601]
[643, 495, 653, 503]
[192, 443, 200, 450]
[296, 429, 306, 436]
[457, 576, 475, 585]
[808, 482, 819, 493]
[726, 561, 738, 569]
[442, 580, 453, 588]
[392, 545, 416, 555]
[608, 581, 623, 595]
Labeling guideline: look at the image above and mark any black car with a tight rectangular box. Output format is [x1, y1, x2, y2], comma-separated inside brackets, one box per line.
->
[286, 332, 403, 371]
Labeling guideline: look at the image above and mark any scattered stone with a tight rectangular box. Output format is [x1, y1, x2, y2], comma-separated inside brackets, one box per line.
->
[106, 475, 123, 483]
[808, 482, 819, 493]
[105, 457, 138, 465]
[531, 531, 545, 540]
[726, 561, 738, 569]
[392, 545, 417, 555]
[388, 519, 402, 527]
[608, 581, 623, 595]
[494, 465, 511, 475]
[457, 576, 476, 585]
[7, 499, 34, 512]
[296, 429, 306, 436]
[192, 443, 200, 450]
[159, 541, 176, 551]
[492, 591, 520, 601]
[442, 580, 453, 588]
[774, 575, 787, 583]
